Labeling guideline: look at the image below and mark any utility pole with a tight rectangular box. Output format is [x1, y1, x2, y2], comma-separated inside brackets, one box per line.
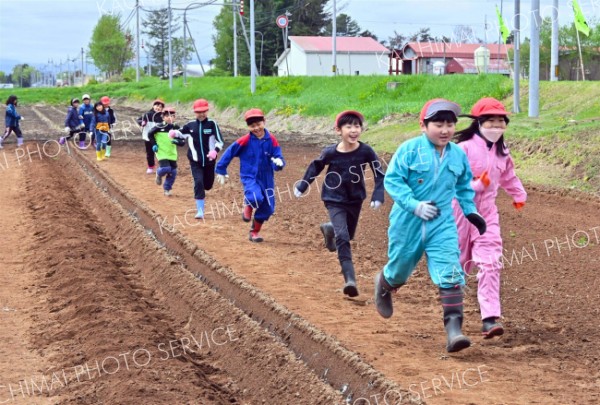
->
[168, 0, 173, 89]
[483, 15, 488, 74]
[250, 0, 256, 93]
[529, 0, 540, 117]
[550, 0, 559, 81]
[81, 47, 84, 86]
[233, 0, 238, 77]
[332, 0, 337, 75]
[136, 0, 140, 82]
[513, 0, 520, 113]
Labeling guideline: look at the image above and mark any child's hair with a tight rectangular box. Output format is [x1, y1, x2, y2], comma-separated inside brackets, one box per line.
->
[454, 115, 509, 157]
[423, 111, 458, 125]
[336, 112, 363, 127]
[246, 116, 264, 126]
[93, 101, 105, 115]
[6, 95, 18, 106]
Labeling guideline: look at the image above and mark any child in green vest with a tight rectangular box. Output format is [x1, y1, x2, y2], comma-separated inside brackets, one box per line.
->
[148, 106, 185, 196]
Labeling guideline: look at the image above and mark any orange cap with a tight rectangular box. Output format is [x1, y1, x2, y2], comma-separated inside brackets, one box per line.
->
[470, 97, 509, 117]
[244, 108, 265, 121]
[335, 110, 364, 127]
[193, 99, 209, 112]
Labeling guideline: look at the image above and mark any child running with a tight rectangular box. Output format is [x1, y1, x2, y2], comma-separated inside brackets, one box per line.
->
[137, 99, 165, 174]
[374, 99, 487, 353]
[178, 99, 224, 218]
[452, 97, 527, 339]
[79, 94, 94, 148]
[294, 110, 385, 297]
[90, 101, 111, 161]
[215, 108, 285, 242]
[60, 98, 85, 146]
[1, 95, 24, 149]
[100, 96, 116, 158]
[148, 106, 184, 196]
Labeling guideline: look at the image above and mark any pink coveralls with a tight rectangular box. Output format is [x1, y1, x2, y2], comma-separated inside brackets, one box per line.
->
[452, 134, 527, 320]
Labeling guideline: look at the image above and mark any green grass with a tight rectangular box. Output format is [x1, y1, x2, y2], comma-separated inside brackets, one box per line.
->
[0, 74, 511, 124]
[2, 75, 599, 193]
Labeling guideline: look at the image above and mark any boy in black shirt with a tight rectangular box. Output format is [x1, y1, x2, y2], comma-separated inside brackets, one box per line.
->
[294, 110, 385, 297]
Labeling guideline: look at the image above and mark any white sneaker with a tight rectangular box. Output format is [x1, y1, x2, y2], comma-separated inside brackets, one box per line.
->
[164, 190, 172, 197]
[146, 167, 154, 174]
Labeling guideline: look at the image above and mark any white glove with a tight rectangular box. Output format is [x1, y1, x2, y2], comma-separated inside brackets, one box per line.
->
[370, 200, 382, 210]
[77, 123, 85, 130]
[19, 116, 24, 121]
[293, 187, 303, 198]
[414, 201, 440, 221]
[63, 127, 70, 134]
[216, 174, 229, 185]
[271, 157, 284, 167]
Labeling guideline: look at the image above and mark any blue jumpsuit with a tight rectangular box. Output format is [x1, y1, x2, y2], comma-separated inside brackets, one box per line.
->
[383, 134, 477, 289]
[215, 129, 285, 222]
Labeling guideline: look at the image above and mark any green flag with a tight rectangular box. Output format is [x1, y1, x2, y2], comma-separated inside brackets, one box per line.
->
[496, 5, 510, 43]
[572, 0, 590, 36]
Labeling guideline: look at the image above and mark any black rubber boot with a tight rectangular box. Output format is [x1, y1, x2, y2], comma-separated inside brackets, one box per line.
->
[340, 260, 359, 297]
[320, 222, 336, 252]
[374, 271, 401, 319]
[482, 317, 504, 339]
[439, 287, 471, 353]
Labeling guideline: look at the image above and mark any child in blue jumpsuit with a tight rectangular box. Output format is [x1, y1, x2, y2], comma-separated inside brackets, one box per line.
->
[374, 99, 487, 353]
[215, 108, 285, 243]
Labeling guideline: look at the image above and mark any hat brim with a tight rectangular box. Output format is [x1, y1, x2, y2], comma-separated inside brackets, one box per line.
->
[423, 101, 461, 120]
[194, 108, 209, 112]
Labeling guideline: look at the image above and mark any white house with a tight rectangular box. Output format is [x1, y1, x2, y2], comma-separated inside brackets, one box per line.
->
[274, 36, 390, 76]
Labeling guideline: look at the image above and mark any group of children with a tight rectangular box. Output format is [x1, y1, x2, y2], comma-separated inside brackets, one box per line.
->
[4, 91, 524, 353]
[295, 98, 525, 353]
[60, 94, 116, 161]
[134, 96, 524, 353]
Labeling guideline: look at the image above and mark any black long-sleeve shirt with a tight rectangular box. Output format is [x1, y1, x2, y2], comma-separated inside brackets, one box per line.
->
[297, 141, 385, 204]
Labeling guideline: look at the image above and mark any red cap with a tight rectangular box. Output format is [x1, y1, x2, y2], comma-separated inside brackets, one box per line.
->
[244, 108, 265, 121]
[419, 98, 461, 123]
[193, 99, 209, 112]
[470, 97, 509, 117]
[335, 110, 364, 127]
[100, 96, 110, 105]
[153, 99, 165, 107]
[163, 106, 176, 114]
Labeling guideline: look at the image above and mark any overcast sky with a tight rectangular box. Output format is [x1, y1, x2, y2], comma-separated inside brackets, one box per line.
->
[1, 0, 599, 74]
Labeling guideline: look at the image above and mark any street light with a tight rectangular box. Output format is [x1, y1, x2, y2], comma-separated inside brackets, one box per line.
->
[180, 1, 219, 86]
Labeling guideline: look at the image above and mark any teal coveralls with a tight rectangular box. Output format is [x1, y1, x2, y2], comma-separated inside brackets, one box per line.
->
[383, 134, 477, 289]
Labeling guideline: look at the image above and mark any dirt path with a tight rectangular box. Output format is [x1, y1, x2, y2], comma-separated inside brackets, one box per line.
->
[0, 143, 57, 405]
[0, 119, 345, 403]
[8, 105, 600, 404]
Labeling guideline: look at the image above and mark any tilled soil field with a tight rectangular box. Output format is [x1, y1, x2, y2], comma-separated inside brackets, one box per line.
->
[0, 105, 599, 404]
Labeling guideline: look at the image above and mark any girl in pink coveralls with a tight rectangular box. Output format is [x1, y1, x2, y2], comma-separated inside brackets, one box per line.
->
[452, 98, 527, 339]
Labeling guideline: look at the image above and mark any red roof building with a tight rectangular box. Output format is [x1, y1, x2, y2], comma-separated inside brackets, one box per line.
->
[389, 42, 513, 75]
[275, 36, 390, 76]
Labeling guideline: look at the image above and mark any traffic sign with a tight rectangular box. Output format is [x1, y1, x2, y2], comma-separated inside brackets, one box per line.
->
[276, 15, 288, 28]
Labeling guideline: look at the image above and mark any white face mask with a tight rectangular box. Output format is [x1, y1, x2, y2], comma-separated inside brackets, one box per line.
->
[479, 126, 504, 143]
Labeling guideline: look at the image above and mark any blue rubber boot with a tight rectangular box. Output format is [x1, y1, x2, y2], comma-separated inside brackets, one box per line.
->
[195, 199, 205, 219]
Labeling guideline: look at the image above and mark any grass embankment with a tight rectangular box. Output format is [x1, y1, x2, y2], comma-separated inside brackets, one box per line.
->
[1, 75, 598, 193]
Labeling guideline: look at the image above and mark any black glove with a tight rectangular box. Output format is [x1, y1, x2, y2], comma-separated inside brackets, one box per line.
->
[171, 138, 185, 146]
[466, 213, 487, 235]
